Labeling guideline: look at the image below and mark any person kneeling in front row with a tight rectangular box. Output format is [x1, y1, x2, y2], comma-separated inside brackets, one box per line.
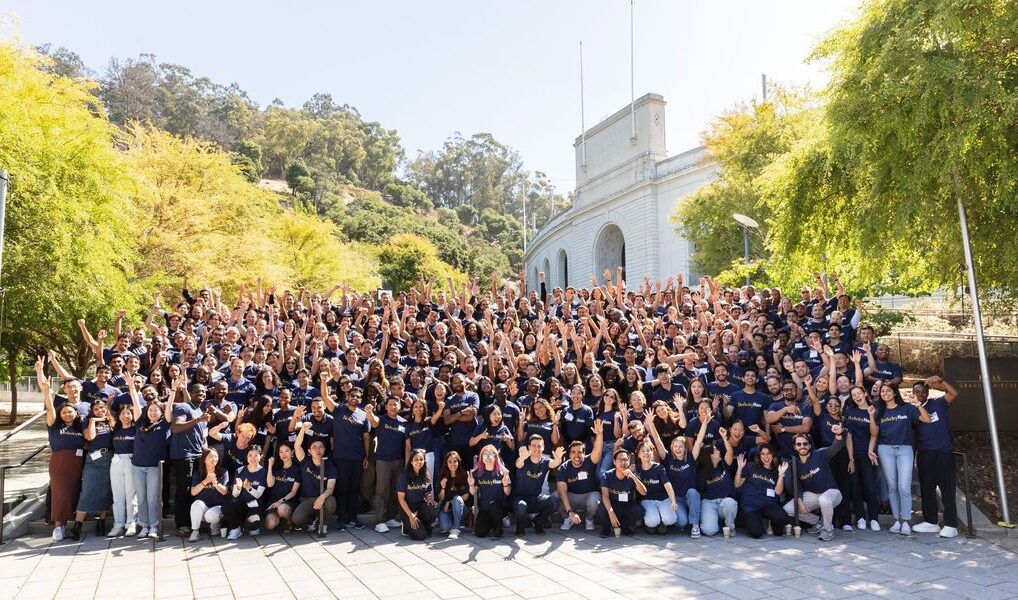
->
[291, 423, 337, 533]
[596, 448, 647, 537]
[397, 449, 440, 540]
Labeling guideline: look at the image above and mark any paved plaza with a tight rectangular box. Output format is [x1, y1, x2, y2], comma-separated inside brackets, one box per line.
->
[1, 525, 1016, 600]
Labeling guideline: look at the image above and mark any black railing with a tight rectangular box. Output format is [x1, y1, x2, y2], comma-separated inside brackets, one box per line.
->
[0, 443, 49, 544]
[954, 450, 976, 538]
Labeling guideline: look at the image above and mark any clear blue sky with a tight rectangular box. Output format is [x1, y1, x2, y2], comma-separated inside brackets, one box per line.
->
[4, 0, 858, 191]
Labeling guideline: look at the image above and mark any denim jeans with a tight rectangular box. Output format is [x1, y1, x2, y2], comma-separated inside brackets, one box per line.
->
[878, 444, 914, 520]
[438, 495, 465, 531]
[132, 465, 161, 528]
[674, 488, 701, 528]
[641, 498, 678, 528]
[700, 497, 737, 536]
[110, 453, 137, 528]
[597, 440, 615, 475]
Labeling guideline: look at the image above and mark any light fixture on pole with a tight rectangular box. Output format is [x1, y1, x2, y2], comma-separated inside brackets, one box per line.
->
[733, 213, 759, 286]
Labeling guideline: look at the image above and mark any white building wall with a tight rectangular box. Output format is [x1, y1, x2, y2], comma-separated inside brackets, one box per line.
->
[526, 93, 719, 292]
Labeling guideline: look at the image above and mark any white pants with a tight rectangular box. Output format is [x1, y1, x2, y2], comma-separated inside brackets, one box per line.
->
[784, 489, 843, 530]
[110, 454, 137, 528]
[190, 500, 223, 531]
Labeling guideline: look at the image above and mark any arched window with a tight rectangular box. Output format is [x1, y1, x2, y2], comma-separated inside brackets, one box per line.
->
[594, 224, 626, 282]
[557, 249, 569, 288]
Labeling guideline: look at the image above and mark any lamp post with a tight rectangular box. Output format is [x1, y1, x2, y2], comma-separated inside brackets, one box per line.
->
[733, 213, 759, 286]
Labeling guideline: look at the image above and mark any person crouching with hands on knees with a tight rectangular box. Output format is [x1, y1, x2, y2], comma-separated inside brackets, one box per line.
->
[693, 420, 737, 537]
[397, 449, 440, 540]
[188, 448, 229, 542]
[469, 443, 511, 539]
[264, 443, 301, 532]
[221, 447, 267, 539]
[291, 422, 337, 533]
[596, 447, 647, 537]
[556, 418, 605, 532]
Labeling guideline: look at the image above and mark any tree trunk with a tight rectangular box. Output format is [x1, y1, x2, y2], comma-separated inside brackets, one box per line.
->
[7, 348, 18, 426]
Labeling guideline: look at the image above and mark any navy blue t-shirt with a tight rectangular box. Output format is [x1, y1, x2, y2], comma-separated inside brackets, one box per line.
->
[191, 468, 229, 506]
[397, 471, 432, 505]
[600, 469, 637, 505]
[917, 397, 951, 452]
[234, 465, 268, 505]
[446, 392, 480, 446]
[877, 403, 920, 446]
[132, 418, 169, 467]
[739, 464, 779, 512]
[664, 454, 696, 496]
[729, 389, 769, 428]
[789, 446, 840, 494]
[170, 402, 206, 460]
[842, 404, 873, 456]
[48, 421, 85, 452]
[474, 468, 507, 506]
[701, 463, 735, 500]
[268, 461, 301, 503]
[87, 420, 114, 451]
[514, 456, 551, 497]
[298, 456, 337, 499]
[768, 401, 811, 458]
[112, 424, 136, 454]
[331, 406, 368, 460]
[406, 420, 433, 452]
[558, 457, 599, 494]
[375, 414, 409, 461]
[635, 462, 669, 501]
[560, 404, 594, 446]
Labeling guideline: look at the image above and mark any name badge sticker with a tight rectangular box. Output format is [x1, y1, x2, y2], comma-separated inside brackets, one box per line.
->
[929, 412, 939, 423]
[766, 488, 775, 497]
[618, 492, 629, 502]
[75, 449, 84, 457]
[577, 471, 588, 480]
[89, 450, 102, 460]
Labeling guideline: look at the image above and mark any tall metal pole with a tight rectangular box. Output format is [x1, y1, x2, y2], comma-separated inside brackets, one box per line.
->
[522, 189, 527, 253]
[0, 169, 8, 283]
[761, 73, 767, 101]
[742, 226, 750, 286]
[580, 41, 587, 167]
[956, 192, 1011, 525]
[629, 0, 636, 139]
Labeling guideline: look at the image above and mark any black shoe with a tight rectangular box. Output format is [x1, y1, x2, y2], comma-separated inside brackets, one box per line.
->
[515, 524, 526, 536]
[68, 522, 82, 541]
[656, 524, 668, 535]
[490, 529, 503, 540]
[96, 518, 107, 536]
[600, 530, 610, 538]
[534, 522, 545, 535]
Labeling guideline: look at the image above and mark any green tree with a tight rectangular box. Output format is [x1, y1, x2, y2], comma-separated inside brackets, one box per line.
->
[232, 139, 263, 182]
[285, 161, 315, 197]
[455, 204, 476, 225]
[0, 42, 143, 421]
[377, 234, 465, 292]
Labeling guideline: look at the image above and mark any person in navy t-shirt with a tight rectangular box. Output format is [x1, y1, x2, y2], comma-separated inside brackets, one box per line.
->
[396, 449, 439, 540]
[735, 446, 791, 538]
[264, 444, 301, 531]
[468, 443, 512, 539]
[912, 377, 961, 537]
[782, 427, 846, 541]
[511, 437, 565, 536]
[874, 383, 931, 536]
[596, 449, 648, 537]
[556, 419, 605, 531]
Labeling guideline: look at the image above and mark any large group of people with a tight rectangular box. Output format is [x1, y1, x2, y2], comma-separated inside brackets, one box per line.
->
[38, 269, 962, 546]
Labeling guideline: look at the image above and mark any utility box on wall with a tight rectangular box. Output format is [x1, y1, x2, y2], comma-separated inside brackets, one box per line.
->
[943, 357, 1018, 432]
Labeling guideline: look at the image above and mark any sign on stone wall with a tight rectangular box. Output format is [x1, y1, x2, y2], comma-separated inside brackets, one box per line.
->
[943, 357, 1018, 432]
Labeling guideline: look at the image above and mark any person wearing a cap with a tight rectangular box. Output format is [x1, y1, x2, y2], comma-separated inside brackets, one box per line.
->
[912, 377, 960, 537]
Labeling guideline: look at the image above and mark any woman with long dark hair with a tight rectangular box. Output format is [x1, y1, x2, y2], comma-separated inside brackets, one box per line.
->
[844, 385, 880, 531]
[437, 451, 470, 538]
[188, 448, 229, 542]
[396, 449, 439, 540]
[872, 383, 931, 535]
[38, 358, 84, 542]
[735, 446, 790, 538]
[264, 442, 300, 531]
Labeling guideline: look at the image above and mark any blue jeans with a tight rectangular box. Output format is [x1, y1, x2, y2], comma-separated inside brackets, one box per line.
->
[438, 495, 465, 531]
[878, 444, 914, 520]
[641, 499, 677, 527]
[132, 465, 161, 529]
[700, 497, 737, 536]
[675, 488, 701, 528]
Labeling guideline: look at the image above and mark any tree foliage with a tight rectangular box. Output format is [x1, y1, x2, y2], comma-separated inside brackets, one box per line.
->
[377, 234, 466, 293]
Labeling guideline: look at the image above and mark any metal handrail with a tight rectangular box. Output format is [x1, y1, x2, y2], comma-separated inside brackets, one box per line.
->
[0, 411, 46, 448]
[953, 450, 976, 538]
[0, 443, 49, 544]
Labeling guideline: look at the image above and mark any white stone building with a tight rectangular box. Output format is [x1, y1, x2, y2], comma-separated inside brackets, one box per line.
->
[524, 93, 719, 290]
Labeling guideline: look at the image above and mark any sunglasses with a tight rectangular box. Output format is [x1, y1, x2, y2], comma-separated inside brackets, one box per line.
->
[481, 453, 496, 459]
[794, 442, 811, 447]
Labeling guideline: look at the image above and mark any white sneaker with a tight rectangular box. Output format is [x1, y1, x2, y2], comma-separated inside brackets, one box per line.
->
[561, 518, 573, 531]
[870, 520, 881, 531]
[939, 526, 959, 538]
[227, 528, 242, 540]
[249, 528, 261, 536]
[188, 531, 200, 543]
[912, 521, 941, 534]
[900, 522, 911, 536]
[384, 519, 401, 528]
[448, 528, 460, 539]
[374, 523, 390, 533]
[889, 521, 901, 534]
[219, 527, 228, 538]
[857, 518, 866, 530]
[690, 525, 701, 539]
[585, 518, 595, 531]
[138, 528, 150, 538]
[125, 524, 137, 537]
[52, 526, 64, 542]
[107, 526, 125, 537]
[842, 524, 854, 531]
[148, 529, 160, 539]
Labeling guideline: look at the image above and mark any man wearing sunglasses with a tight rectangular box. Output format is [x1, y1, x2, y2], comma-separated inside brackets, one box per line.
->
[782, 427, 846, 541]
